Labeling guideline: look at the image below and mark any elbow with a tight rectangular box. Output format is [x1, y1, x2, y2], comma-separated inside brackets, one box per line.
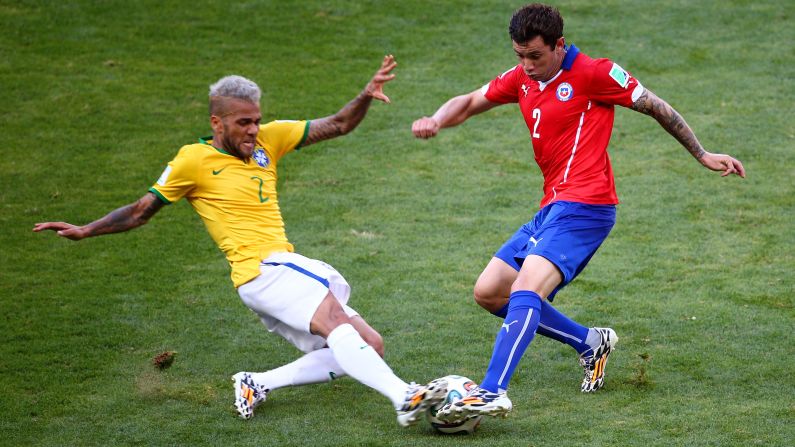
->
[330, 111, 362, 136]
[131, 198, 160, 228]
[336, 120, 355, 136]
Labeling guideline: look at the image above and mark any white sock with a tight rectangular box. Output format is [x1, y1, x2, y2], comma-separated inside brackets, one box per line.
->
[326, 323, 408, 409]
[250, 348, 345, 391]
[585, 328, 602, 351]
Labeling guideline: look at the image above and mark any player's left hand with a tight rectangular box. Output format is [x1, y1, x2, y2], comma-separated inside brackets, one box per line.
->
[700, 152, 746, 178]
[365, 55, 397, 103]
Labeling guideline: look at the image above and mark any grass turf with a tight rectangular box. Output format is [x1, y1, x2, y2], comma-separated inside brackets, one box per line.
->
[2, 0, 793, 445]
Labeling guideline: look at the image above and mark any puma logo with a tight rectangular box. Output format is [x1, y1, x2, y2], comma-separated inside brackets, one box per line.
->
[502, 320, 519, 333]
[529, 236, 542, 247]
[521, 84, 530, 97]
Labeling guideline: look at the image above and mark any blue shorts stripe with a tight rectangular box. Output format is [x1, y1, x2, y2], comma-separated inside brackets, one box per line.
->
[262, 262, 330, 288]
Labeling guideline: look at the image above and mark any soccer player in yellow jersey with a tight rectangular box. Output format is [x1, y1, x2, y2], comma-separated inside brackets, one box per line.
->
[33, 55, 447, 426]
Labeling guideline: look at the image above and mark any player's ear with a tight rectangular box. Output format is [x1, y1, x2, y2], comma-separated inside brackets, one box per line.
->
[210, 114, 223, 134]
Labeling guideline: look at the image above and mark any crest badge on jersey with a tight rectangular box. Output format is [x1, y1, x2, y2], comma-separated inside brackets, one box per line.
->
[253, 148, 270, 168]
[556, 82, 573, 101]
[609, 63, 631, 88]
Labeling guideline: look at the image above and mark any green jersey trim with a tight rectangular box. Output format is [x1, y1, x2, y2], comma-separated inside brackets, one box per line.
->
[296, 120, 311, 150]
[199, 136, 230, 155]
[148, 187, 171, 204]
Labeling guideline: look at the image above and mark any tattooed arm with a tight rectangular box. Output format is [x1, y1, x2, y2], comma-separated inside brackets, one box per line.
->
[631, 89, 745, 177]
[302, 55, 397, 147]
[33, 192, 165, 240]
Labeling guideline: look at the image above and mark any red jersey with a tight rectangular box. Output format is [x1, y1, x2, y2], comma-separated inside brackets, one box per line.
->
[483, 45, 644, 208]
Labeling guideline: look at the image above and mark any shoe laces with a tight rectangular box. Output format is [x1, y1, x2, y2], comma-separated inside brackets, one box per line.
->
[469, 386, 502, 398]
[242, 376, 268, 402]
[579, 333, 608, 366]
[400, 382, 424, 411]
[469, 386, 487, 396]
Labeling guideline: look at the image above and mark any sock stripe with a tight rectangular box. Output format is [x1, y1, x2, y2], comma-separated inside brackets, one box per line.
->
[497, 308, 535, 389]
[537, 322, 584, 344]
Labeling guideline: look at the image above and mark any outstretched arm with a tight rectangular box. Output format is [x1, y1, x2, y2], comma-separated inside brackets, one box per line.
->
[301, 55, 398, 147]
[412, 88, 499, 139]
[33, 192, 165, 240]
[631, 89, 745, 178]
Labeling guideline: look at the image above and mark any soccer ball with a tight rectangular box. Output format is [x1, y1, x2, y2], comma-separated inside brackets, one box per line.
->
[426, 375, 482, 434]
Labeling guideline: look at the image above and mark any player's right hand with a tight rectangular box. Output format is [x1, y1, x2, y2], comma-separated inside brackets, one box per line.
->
[32, 222, 87, 240]
[412, 116, 440, 139]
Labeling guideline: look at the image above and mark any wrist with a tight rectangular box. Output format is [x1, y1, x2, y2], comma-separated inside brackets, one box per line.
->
[694, 148, 708, 162]
[363, 83, 377, 98]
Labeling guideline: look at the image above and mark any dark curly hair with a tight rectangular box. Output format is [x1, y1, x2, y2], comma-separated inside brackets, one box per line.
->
[509, 4, 564, 49]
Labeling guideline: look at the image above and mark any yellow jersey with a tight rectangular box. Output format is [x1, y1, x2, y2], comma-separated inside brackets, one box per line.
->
[150, 120, 310, 287]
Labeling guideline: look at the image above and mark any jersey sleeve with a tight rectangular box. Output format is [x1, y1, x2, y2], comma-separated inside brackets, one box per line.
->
[482, 65, 523, 104]
[148, 145, 200, 204]
[258, 120, 310, 162]
[586, 58, 645, 107]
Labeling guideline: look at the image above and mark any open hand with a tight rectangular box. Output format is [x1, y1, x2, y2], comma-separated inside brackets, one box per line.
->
[365, 55, 397, 103]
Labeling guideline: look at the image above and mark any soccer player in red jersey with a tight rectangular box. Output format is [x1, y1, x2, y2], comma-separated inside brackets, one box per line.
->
[412, 3, 744, 422]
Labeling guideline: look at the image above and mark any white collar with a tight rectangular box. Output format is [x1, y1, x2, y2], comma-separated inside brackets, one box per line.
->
[537, 69, 563, 91]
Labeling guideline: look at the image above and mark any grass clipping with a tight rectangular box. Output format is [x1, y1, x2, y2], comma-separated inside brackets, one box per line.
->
[152, 351, 177, 370]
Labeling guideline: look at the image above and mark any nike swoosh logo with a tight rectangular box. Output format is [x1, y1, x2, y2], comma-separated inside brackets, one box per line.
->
[212, 166, 228, 175]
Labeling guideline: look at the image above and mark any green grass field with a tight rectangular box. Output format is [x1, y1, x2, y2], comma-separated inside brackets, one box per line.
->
[2, 0, 793, 445]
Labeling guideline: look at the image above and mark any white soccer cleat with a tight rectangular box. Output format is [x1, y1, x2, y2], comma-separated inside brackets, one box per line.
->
[435, 386, 512, 423]
[232, 372, 268, 419]
[395, 378, 448, 427]
[579, 327, 618, 393]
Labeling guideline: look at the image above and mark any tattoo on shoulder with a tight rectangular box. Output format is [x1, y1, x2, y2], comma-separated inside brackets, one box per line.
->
[630, 90, 654, 114]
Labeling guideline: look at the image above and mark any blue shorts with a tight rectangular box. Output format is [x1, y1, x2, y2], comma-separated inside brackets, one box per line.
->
[494, 201, 616, 300]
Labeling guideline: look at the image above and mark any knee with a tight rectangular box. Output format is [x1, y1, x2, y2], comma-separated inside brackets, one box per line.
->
[473, 282, 507, 313]
[329, 307, 352, 328]
[310, 296, 352, 338]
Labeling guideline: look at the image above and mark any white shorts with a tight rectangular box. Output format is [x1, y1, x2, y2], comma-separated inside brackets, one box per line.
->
[237, 252, 357, 353]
